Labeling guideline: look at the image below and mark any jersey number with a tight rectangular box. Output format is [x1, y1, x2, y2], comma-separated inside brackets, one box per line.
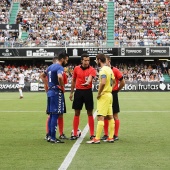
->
[48, 71, 51, 82]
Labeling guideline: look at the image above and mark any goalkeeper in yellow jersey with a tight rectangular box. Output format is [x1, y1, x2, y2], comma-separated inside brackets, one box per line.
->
[87, 53, 115, 144]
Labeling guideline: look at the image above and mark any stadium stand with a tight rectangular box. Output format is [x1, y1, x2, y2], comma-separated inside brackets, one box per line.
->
[107, 1, 114, 47]
[0, 0, 11, 24]
[0, 62, 168, 83]
[15, 0, 107, 46]
[0, 0, 170, 47]
[163, 74, 170, 82]
[114, 0, 170, 46]
[9, 2, 20, 24]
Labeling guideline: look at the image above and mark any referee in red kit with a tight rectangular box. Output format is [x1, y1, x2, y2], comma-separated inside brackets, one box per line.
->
[69, 53, 96, 140]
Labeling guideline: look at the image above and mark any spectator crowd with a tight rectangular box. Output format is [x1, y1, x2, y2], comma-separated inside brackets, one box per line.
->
[17, 0, 107, 46]
[114, 0, 170, 46]
[0, 61, 169, 83]
[0, 0, 11, 24]
[0, 0, 170, 47]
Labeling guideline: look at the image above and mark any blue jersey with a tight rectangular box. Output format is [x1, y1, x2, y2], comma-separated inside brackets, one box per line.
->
[47, 63, 63, 87]
[46, 63, 64, 97]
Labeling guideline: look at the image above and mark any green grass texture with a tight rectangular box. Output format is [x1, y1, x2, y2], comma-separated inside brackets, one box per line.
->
[0, 92, 170, 170]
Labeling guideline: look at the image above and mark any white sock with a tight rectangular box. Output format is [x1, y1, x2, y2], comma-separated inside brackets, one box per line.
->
[19, 89, 23, 97]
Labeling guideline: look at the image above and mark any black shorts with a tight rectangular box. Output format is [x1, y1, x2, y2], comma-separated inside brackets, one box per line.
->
[112, 91, 120, 114]
[72, 89, 94, 110]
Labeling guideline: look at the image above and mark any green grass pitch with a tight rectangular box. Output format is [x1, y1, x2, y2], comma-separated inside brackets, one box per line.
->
[0, 92, 170, 170]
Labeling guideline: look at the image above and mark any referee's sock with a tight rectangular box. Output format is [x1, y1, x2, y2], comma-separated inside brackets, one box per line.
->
[58, 116, 63, 135]
[114, 119, 120, 137]
[88, 115, 94, 136]
[104, 119, 109, 136]
[73, 116, 79, 136]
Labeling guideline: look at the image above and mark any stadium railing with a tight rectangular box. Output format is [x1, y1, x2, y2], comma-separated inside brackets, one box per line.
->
[0, 39, 170, 48]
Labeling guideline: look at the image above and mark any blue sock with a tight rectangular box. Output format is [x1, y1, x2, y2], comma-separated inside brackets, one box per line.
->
[48, 114, 52, 137]
[51, 114, 59, 140]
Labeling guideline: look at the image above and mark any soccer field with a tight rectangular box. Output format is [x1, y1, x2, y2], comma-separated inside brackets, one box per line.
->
[0, 92, 170, 170]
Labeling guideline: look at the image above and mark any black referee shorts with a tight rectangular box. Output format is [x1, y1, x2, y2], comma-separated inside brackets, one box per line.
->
[72, 89, 94, 110]
[112, 91, 120, 114]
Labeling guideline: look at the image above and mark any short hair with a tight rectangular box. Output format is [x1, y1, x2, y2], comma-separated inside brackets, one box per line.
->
[81, 53, 89, 60]
[96, 53, 106, 63]
[53, 56, 58, 63]
[65, 53, 69, 57]
[105, 55, 111, 61]
[58, 52, 69, 60]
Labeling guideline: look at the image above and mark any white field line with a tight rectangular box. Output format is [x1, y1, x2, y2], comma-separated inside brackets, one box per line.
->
[58, 110, 169, 170]
[58, 110, 97, 170]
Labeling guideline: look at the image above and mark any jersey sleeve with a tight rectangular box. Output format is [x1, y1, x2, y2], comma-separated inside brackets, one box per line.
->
[99, 68, 107, 78]
[57, 65, 64, 75]
[89, 67, 96, 77]
[113, 67, 123, 80]
[63, 72, 68, 84]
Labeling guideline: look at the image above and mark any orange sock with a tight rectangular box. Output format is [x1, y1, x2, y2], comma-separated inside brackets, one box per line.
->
[58, 116, 63, 135]
[46, 116, 50, 134]
[73, 116, 79, 136]
[104, 119, 108, 136]
[114, 119, 120, 136]
[88, 115, 94, 136]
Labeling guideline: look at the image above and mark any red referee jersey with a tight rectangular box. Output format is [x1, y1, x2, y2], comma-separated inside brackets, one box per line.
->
[73, 65, 96, 89]
[63, 72, 68, 85]
[112, 67, 123, 91]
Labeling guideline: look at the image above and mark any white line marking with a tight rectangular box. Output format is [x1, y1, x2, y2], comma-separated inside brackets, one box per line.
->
[58, 110, 97, 170]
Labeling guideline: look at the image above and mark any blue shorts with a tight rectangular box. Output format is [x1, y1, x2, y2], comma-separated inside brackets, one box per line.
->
[46, 94, 66, 114]
[47, 89, 65, 114]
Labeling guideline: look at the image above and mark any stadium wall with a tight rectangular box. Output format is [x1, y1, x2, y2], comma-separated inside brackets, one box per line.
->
[0, 47, 169, 58]
[0, 82, 170, 92]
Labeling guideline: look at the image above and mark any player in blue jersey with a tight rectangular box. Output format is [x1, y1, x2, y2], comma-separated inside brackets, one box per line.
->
[41, 52, 69, 143]
[41, 55, 69, 141]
